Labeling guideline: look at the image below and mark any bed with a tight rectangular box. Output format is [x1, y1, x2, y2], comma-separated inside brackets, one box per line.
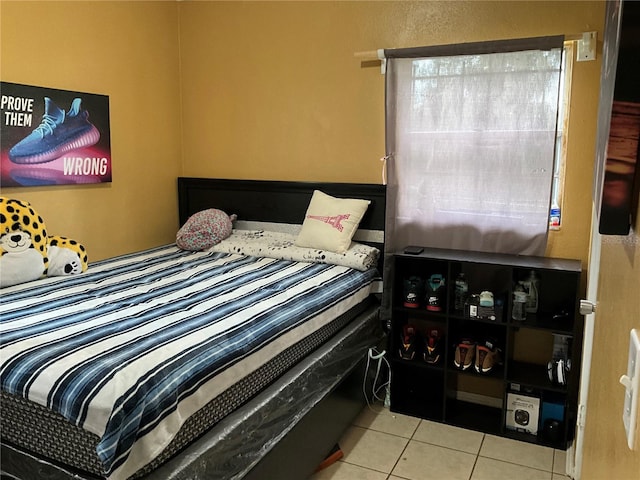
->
[0, 177, 387, 480]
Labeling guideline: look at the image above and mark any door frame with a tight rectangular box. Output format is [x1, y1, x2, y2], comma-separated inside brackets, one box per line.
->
[568, 1, 624, 477]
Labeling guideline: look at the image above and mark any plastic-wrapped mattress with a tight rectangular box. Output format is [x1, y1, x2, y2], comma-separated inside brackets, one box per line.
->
[1, 303, 381, 480]
[0, 246, 382, 479]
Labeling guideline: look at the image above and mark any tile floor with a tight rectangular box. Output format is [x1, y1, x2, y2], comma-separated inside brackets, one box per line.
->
[310, 405, 571, 480]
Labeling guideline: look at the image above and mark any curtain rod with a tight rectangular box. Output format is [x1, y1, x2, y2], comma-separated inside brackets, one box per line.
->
[354, 31, 596, 64]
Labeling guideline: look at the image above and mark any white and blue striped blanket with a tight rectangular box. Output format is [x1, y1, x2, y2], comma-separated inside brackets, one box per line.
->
[0, 245, 376, 479]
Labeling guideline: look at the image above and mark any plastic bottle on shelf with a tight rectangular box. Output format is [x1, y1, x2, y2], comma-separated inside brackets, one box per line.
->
[523, 270, 540, 314]
[512, 282, 527, 321]
[454, 273, 468, 311]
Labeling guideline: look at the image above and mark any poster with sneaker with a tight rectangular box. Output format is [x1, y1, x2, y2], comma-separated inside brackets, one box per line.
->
[1, 82, 111, 187]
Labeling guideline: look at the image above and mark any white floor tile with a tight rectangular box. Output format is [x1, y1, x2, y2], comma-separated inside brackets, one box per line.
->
[391, 439, 476, 480]
[471, 456, 552, 480]
[553, 449, 567, 474]
[480, 434, 554, 471]
[413, 419, 484, 454]
[352, 406, 421, 438]
[338, 425, 409, 474]
[324, 406, 570, 480]
[310, 460, 388, 480]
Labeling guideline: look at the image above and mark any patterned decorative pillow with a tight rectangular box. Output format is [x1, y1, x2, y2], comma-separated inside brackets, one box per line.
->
[176, 209, 237, 251]
[211, 230, 380, 271]
[295, 190, 370, 254]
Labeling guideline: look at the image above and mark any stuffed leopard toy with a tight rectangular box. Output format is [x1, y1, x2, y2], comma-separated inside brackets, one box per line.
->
[0, 197, 88, 288]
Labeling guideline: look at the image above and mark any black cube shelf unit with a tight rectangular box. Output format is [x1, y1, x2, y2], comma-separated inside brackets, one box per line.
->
[388, 246, 583, 450]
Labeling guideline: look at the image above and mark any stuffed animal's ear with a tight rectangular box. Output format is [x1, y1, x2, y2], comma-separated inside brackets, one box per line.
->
[0, 197, 49, 288]
[0, 196, 49, 257]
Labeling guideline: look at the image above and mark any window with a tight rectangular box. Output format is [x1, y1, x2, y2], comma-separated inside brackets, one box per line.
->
[384, 36, 565, 256]
[550, 43, 574, 230]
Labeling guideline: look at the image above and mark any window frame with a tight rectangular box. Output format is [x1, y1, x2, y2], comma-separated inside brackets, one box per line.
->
[550, 43, 574, 230]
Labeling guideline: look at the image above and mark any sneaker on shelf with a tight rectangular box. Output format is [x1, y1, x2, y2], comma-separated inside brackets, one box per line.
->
[475, 338, 502, 374]
[454, 338, 476, 370]
[425, 274, 445, 311]
[423, 328, 444, 364]
[403, 276, 424, 308]
[399, 324, 419, 360]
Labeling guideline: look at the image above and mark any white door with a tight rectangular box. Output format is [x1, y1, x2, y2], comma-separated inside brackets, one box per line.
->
[568, 213, 601, 479]
[568, 2, 623, 478]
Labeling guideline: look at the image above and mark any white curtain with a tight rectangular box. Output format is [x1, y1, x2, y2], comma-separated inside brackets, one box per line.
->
[385, 39, 564, 256]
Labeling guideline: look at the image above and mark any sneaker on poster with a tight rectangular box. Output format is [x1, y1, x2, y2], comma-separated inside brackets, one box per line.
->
[403, 276, 424, 308]
[399, 324, 419, 360]
[9, 97, 100, 164]
[454, 338, 476, 370]
[475, 338, 502, 374]
[423, 328, 444, 364]
[425, 274, 445, 311]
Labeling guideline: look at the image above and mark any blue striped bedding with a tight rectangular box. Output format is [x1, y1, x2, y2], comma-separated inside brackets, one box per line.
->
[0, 245, 376, 479]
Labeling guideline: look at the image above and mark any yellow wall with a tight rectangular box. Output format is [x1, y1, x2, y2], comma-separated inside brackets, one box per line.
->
[0, 0, 182, 262]
[181, 8, 608, 448]
[7, 2, 637, 477]
[583, 227, 640, 479]
[179, 0, 605, 265]
[1, 1, 603, 266]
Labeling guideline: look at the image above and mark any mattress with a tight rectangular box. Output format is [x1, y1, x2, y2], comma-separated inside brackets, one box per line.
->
[0, 245, 377, 480]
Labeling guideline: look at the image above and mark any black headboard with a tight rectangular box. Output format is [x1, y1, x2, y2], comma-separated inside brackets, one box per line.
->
[178, 177, 385, 231]
[178, 177, 386, 274]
